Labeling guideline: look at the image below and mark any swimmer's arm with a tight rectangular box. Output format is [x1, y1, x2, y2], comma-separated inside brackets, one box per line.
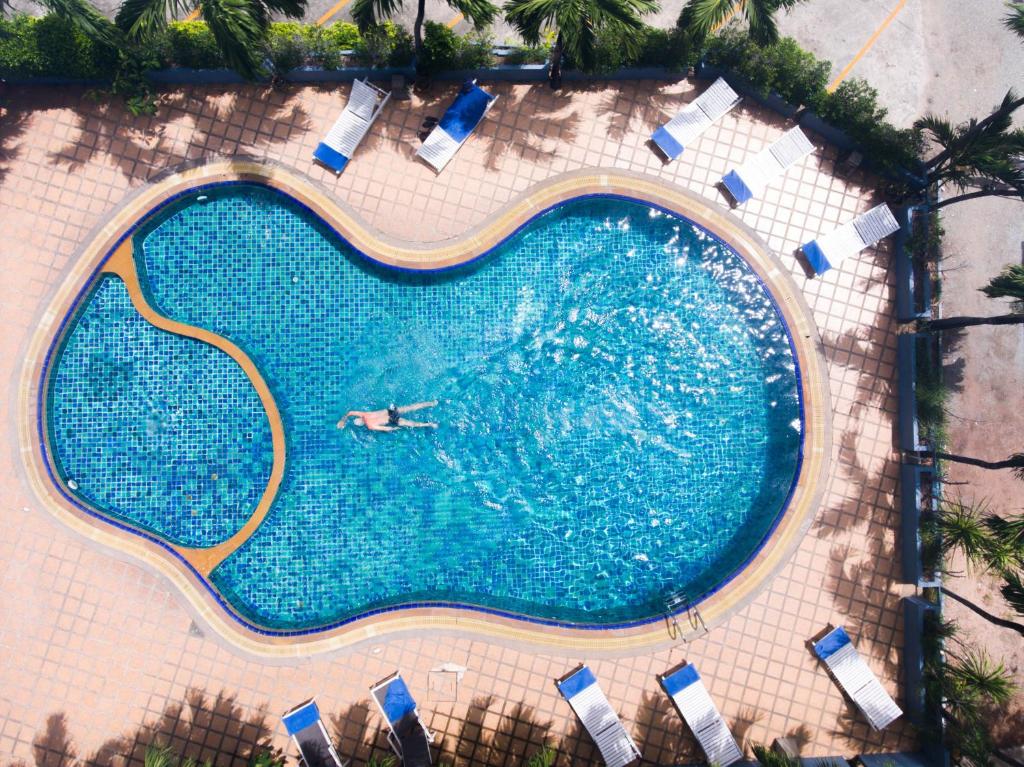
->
[367, 424, 399, 432]
[336, 410, 362, 428]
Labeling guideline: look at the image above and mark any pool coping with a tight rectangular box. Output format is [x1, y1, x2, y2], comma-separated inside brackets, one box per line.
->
[18, 159, 833, 658]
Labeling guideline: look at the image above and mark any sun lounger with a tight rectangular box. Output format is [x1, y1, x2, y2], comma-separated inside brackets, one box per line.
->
[314, 78, 390, 174]
[370, 672, 434, 767]
[282, 698, 346, 767]
[659, 664, 743, 767]
[416, 80, 497, 172]
[813, 626, 903, 731]
[802, 203, 901, 273]
[556, 666, 641, 767]
[721, 126, 815, 205]
[651, 78, 741, 161]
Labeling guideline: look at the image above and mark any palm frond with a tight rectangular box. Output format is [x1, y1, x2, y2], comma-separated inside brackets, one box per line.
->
[1005, 2, 1024, 39]
[683, 0, 735, 39]
[351, 0, 405, 30]
[37, 0, 122, 47]
[947, 650, 1017, 707]
[116, 0, 187, 39]
[981, 263, 1024, 313]
[199, 0, 267, 79]
[936, 498, 1000, 571]
[1001, 570, 1024, 617]
[256, 0, 307, 20]
[445, 0, 498, 29]
[742, 0, 779, 46]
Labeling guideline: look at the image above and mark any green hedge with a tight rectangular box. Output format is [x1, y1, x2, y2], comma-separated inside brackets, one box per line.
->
[701, 28, 922, 172]
[590, 25, 696, 73]
[421, 22, 494, 73]
[0, 13, 118, 78]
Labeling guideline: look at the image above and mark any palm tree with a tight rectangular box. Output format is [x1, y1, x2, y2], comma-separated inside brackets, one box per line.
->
[38, 0, 307, 79]
[353, 0, 497, 76]
[504, 0, 658, 88]
[116, 0, 307, 78]
[1005, 2, 1024, 40]
[929, 498, 1024, 637]
[927, 263, 1024, 330]
[915, 89, 1024, 210]
[677, 0, 802, 47]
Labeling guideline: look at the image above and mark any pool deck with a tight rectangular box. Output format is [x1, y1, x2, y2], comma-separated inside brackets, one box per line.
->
[1, 80, 914, 764]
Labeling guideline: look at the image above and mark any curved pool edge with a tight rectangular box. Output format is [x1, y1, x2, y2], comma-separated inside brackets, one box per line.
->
[19, 159, 833, 658]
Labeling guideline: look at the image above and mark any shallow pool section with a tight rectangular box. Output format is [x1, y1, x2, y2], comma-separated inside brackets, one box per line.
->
[47, 275, 274, 548]
[48, 185, 802, 630]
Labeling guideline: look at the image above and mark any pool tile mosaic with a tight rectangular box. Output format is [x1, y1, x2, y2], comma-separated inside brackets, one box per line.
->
[1, 80, 915, 765]
[120, 188, 800, 629]
[47, 275, 274, 547]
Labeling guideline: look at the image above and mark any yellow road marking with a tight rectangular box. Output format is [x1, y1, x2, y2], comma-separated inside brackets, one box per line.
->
[316, 0, 352, 26]
[827, 0, 906, 92]
[185, 7, 200, 20]
[446, 12, 463, 28]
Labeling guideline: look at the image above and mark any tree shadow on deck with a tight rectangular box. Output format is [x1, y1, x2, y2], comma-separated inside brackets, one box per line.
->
[44, 85, 312, 184]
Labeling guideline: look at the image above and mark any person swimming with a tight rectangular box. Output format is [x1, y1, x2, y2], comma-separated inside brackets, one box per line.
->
[337, 401, 439, 432]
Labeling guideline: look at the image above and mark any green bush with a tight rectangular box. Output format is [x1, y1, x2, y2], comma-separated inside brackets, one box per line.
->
[588, 24, 696, 73]
[421, 21, 460, 72]
[266, 22, 310, 75]
[703, 28, 828, 107]
[500, 44, 549, 65]
[0, 13, 117, 78]
[353, 21, 413, 67]
[818, 78, 923, 171]
[166, 21, 225, 69]
[420, 21, 492, 72]
[0, 15, 44, 77]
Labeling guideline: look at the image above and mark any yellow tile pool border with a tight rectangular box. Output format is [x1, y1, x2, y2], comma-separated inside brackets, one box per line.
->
[18, 160, 832, 658]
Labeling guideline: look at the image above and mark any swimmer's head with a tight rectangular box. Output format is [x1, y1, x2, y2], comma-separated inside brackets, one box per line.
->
[354, 417, 365, 426]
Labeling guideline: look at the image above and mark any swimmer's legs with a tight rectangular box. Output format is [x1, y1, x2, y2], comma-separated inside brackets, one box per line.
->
[398, 419, 438, 429]
[398, 400, 438, 413]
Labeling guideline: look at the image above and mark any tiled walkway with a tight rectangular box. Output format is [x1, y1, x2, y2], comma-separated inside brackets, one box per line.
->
[1, 80, 914, 766]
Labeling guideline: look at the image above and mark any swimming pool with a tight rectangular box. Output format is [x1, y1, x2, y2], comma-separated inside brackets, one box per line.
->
[42, 176, 809, 634]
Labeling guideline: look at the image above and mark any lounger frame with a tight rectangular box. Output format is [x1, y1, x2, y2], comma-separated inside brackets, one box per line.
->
[721, 126, 815, 205]
[370, 672, 435, 765]
[813, 626, 903, 731]
[556, 666, 640, 767]
[282, 697, 347, 767]
[416, 82, 498, 172]
[659, 664, 743, 767]
[651, 78, 741, 161]
[802, 203, 900, 273]
[314, 78, 391, 174]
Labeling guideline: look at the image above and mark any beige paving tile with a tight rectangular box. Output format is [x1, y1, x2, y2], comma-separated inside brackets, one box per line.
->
[0, 79, 915, 766]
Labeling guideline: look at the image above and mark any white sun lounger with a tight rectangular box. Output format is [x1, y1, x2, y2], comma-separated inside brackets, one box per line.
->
[416, 80, 497, 172]
[651, 78, 741, 161]
[802, 203, 901, 273]
[813, 626, 903, 731]
[313, 78, 390, 174]
[557, 666, 641, 767]
[370, 672, 435, 767]
[282, 698, 347, 767]
[722, 126, 815, 205]
[659, 664, 743, 767]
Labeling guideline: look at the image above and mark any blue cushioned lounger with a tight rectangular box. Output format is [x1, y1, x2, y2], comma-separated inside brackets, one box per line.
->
[416, 81, 497, 172]
[370, 672, 434, 767]
[282, 698, 346, 767]
[557, 665, 640, 767]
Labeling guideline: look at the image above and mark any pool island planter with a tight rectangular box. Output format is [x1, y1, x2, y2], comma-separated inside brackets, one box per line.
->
[19, 161, 832, 657]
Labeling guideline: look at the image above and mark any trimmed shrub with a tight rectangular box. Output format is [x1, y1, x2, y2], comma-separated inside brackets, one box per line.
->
[500, 44, 549, 65]
[588, 24, 697, 73]
[421, 21, 493, 72]
[818, 78, 923, 172]
[703, 28, 828, 107]
[353, 21, 413, 67]
[166, 21, 225, 69]
[0, 13, 117, 78]
[266, 21, 309, 75]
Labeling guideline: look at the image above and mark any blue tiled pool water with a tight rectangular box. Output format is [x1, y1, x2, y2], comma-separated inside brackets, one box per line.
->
[47, 184, 802, 630]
